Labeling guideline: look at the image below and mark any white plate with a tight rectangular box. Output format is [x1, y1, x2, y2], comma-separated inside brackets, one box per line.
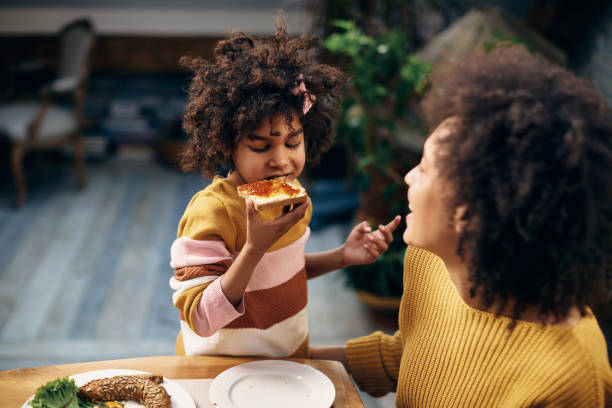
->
[209, 360, 335, 408]
[22, 368, 195, 408]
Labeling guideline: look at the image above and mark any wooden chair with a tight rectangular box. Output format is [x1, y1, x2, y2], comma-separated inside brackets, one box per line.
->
[0, 18, 95, 207]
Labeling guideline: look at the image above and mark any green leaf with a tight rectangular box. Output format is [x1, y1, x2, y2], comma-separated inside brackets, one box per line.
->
[357, 155, 375, 172]
[332, 20, 355, 31]
[323, 34, 345, 52]
[374, 85, 388, 97]
[400, 56, 431, 89]
[29, 377, 80, 408]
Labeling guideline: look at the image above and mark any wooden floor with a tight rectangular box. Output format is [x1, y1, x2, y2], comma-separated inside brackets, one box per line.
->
[0, 154, 397, 407]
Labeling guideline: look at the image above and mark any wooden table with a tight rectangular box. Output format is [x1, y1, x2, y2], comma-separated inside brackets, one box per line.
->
[0, 355, 364, 407]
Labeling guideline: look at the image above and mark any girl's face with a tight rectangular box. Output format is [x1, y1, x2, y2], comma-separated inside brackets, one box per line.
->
[403, 118, 461, 259]
[231, 110, 306, 184]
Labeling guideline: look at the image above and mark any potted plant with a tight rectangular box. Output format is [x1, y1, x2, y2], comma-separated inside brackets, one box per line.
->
[324, 21, 431, 311]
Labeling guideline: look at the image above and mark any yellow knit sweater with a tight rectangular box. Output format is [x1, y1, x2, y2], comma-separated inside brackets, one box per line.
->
[346, 246, 612, 407]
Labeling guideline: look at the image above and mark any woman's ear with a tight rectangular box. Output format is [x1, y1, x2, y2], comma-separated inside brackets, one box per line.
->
[453, 205, 469, 234]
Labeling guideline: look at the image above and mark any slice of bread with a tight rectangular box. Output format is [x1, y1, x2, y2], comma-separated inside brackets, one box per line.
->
[237, 177, 308, 211]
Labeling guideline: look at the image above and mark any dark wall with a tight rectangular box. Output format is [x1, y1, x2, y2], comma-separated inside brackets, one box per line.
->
[0, 35, 221, 74]
[0, 0, 287, 7]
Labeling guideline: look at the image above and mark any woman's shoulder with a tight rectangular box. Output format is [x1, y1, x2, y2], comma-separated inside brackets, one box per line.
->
[571, 310, 612, 375]
[521, 316, 611, 406]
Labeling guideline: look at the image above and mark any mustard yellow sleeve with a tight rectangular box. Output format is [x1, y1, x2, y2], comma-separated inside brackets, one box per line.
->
[172, 189, 237, 335]
[177, 191, 237, 251]
[345, 330, 403, 397]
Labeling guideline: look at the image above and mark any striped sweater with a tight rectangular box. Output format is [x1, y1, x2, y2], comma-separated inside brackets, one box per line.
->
[170, 176, 312, 357]
[346, 246, 612, 407]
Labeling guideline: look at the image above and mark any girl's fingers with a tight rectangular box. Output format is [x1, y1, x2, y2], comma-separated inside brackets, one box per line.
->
[376, 215, 401, 243]
[368, 234, 389, 252]
[274, 198, 309, 227]
[349, 221, 371, 240]
[363, 242, 381, 259]
[377, 225, 393, 243]
[366, 218, 399, 249]
[245, 199, 257, 220]
[358, 221, 372, 235]
[292, 198, 309, 217]
[356, 216, 401, 261]
[384, 215, 401, 233]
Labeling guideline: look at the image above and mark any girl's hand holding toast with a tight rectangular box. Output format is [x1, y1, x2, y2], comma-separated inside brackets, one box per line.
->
[221, 198, 309, 306]
[342, 215, 401, 266]
[244, 198, 309, 255]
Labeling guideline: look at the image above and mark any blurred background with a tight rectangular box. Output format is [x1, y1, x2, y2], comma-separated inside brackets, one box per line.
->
[0, 1, 610, 406]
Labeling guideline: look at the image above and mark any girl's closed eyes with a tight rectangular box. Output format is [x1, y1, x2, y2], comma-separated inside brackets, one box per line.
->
[247, 140, 303, 153]
[286, 139, 303, 149]
[246, 131, 303, 153]
[248, 145, 269, 153]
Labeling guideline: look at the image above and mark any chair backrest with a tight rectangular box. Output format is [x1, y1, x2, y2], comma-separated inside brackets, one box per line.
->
[57, 18, 95, 80]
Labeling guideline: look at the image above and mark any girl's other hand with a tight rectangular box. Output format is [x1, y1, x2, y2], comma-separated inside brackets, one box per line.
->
[342, 215, 401, 266]
[244, 198, 309, 255]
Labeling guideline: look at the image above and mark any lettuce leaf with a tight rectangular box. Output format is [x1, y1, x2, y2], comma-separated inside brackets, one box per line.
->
[28, 377, 81, 408]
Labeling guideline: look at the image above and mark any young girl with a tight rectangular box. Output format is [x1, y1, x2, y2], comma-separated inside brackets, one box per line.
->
[169, 21, 401, 358]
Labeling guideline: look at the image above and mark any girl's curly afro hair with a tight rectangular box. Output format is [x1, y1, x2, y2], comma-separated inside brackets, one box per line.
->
[180, 19, 347, 177]
[422, 45, 612, 324]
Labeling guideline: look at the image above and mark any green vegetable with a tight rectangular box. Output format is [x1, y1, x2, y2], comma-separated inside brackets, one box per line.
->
[77, 397, 95, 408]
[78, 399, 95, 408]
[28, 377, 86, 408]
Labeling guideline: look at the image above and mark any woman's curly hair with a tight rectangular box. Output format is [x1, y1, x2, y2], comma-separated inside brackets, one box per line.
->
[422, 45, 612, 323]
[180, 19, 347, 176]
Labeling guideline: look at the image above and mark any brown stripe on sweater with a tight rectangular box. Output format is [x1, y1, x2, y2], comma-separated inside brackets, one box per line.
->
[225, 267, 307, 330]
[174, 263, 227, 281]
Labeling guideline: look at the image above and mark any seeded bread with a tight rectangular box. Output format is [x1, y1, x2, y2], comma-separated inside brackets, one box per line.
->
[78, 374, 171, 408]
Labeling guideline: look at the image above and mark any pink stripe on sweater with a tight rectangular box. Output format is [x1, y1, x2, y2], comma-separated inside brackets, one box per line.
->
[191, 228, 309, 336]
[170, 237, 232, 269]
[194, 277, 245, 337]
[245, 228, 310, 292]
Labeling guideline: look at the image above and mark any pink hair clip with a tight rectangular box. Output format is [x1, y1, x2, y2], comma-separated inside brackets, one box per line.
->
[291, 74, 316, 115]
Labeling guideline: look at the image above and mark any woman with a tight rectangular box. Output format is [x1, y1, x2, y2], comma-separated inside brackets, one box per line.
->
[312, 46, 612, 407]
